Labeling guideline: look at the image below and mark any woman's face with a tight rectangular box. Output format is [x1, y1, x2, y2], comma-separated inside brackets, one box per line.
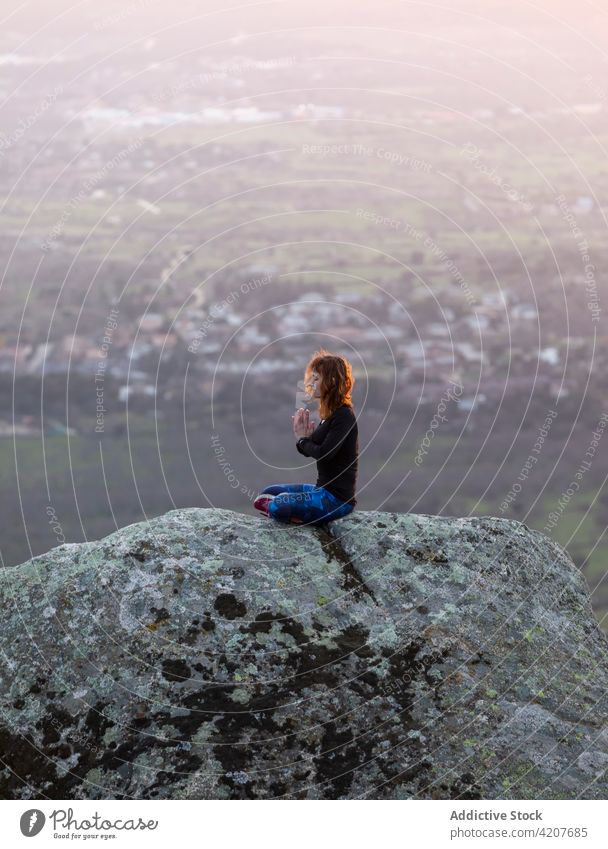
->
[311, 370, 322, 399]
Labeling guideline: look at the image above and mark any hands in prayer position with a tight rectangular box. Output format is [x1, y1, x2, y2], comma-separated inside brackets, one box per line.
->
[292, 408, 316, 440]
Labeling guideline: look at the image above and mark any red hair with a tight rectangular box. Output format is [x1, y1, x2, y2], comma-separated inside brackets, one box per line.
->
[304, 348, 355, 421]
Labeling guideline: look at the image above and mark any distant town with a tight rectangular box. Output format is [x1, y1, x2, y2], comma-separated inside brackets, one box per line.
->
[0, 261, 598, 437]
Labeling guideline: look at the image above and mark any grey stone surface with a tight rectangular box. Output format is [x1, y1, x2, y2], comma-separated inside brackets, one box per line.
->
[1, 508, 607, 800]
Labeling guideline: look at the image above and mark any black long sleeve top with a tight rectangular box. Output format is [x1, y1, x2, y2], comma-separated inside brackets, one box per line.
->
[295, 403, 358, 506]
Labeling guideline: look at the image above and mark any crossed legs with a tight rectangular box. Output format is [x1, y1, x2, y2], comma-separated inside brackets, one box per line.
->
[258, 483, 354, 526]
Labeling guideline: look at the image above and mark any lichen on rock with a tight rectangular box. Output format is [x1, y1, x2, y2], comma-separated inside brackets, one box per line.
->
[1, 508, 607, 800]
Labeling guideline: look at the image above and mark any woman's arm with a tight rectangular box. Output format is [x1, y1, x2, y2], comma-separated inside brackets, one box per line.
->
[296, 409, 352, 461]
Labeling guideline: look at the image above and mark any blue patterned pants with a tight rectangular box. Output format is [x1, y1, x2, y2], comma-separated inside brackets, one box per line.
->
[260, 483, 355, 526]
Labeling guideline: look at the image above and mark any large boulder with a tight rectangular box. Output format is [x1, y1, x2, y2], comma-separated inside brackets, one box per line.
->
[1, 508, 607, 800]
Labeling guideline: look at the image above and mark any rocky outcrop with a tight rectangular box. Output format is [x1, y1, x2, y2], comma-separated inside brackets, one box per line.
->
[1, 508, 607, 800]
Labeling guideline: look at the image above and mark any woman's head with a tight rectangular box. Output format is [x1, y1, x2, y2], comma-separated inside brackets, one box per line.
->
[304, 349, 354, 421]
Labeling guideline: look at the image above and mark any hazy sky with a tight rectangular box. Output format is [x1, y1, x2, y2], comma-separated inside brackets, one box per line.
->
[2, 1, 607, 47]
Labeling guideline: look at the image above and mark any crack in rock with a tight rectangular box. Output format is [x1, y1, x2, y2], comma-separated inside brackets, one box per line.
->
[314, 525, 378, 604]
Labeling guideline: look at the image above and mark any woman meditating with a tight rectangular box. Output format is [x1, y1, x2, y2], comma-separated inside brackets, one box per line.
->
[254, 349, 358, 526]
